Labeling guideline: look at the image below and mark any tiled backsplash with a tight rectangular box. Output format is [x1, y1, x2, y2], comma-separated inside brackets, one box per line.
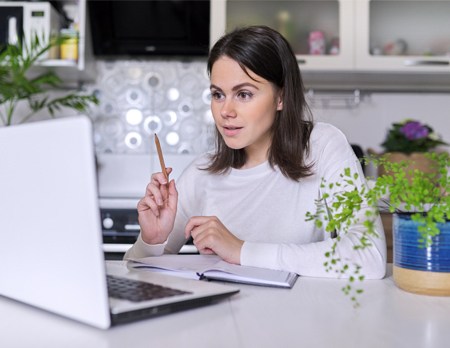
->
[85, 60, 450, 161]
[88, 60, 215, 155]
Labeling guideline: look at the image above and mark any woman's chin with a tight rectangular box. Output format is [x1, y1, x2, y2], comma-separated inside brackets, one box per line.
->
[223, 140, 244, 150]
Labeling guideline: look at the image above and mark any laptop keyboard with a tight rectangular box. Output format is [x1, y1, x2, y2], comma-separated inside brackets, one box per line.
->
[107, 275, 192, 302]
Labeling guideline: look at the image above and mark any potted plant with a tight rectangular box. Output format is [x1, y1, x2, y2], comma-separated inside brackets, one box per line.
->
[0, 35, 97, 126]
[307, 151, 450, 306]
[370, 119, 448, 178]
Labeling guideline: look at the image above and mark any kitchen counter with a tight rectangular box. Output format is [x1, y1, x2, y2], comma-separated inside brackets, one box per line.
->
[1, 263, 449, 348]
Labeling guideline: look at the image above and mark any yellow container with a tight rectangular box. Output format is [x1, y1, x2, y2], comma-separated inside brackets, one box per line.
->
[60, 29, 78, 61]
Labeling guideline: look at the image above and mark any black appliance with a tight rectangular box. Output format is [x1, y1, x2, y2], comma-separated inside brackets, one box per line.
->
[101, 208, 140, 245]
[100, 206, 197, 260]
[0, 5, 23, 47]
[100, 205, 141, 260]
[88, 0, 210, 57]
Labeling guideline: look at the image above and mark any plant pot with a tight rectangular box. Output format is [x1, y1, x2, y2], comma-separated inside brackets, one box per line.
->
[378, 152, 437, 179]
[393, 213, 450, 296]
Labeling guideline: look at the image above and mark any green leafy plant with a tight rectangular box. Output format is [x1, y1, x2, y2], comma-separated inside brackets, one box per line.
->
[0, 35, 98, 126]
[306, 152, 450, 306]
[381, 119, 448, 154]
[371, 152, 450, 244]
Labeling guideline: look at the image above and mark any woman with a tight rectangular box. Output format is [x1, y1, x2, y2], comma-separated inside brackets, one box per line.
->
[125, 26, 386, 279]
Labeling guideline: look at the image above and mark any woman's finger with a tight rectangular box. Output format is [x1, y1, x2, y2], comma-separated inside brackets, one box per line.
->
[185, 216, 215, 239]
[145, 185, 161, 206]
[150, 168, 173, 185]
[137, 195, 161, 217]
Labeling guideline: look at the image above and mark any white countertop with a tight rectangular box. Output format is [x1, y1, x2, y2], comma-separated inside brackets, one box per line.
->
[1, 263, 450, 348]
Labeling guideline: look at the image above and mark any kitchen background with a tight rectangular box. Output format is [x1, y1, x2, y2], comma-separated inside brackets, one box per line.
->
[82, 59, 450, 176]
[85, 59, 450, 158]
[13, 0, 448, 162]
[3, 0, 450, 256]
[25, 55, 450, 199]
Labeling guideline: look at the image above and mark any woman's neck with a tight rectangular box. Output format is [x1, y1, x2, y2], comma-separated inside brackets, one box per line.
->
[242, 143, 270, 169]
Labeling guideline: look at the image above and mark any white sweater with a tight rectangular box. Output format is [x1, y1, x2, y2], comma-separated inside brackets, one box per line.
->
[125, 122, 387, 279]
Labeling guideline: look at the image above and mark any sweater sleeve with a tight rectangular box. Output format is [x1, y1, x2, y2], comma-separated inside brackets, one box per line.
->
[241, 125, 387, 279]
[123, 209, 189, 259]
[241, 216, 386, 279]
[123, 233, 166, 259]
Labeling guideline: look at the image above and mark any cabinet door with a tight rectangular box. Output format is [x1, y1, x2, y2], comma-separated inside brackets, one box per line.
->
[355, 0, 450, 72]
[211, 0, 354, 71]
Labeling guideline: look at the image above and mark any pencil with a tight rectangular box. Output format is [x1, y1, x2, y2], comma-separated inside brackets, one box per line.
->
[154, 133, 169, 183]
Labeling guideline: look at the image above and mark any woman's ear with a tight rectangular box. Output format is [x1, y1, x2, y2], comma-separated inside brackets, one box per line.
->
[276, 94, 284, 111]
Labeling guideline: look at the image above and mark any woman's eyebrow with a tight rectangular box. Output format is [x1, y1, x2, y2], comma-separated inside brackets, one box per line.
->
[210, 82, 259, 91]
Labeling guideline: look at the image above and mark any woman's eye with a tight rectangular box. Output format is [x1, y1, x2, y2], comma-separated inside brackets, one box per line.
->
[237, 91, 253, 100]
[211, 91, 224, 100]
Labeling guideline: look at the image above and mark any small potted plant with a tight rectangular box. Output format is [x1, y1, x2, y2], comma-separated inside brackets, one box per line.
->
[0, 35, 98, 126]
[307, 152, 450, 305]
[372, 119, 448, 177]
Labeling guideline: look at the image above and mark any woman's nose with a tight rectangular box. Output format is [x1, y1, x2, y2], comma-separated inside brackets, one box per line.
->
[220, 99, 237, 118]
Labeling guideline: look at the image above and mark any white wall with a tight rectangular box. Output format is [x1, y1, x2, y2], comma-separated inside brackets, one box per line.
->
[311, 92, 450, 154]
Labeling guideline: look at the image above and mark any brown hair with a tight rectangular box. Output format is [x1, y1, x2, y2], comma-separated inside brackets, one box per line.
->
[206, 25, 314, 181]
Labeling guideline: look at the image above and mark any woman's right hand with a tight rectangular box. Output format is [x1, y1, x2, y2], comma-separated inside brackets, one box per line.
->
[137, 168, 178, 245]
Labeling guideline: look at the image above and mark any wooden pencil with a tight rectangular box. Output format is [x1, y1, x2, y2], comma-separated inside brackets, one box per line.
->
[154, 133, 169, 183]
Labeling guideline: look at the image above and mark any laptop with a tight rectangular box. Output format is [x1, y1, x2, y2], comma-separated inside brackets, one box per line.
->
[0, 116, 239, 329]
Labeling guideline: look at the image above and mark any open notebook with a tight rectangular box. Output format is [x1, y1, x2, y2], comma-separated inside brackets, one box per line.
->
[0, 116, 239, 329]
[129, 255, 298, 288]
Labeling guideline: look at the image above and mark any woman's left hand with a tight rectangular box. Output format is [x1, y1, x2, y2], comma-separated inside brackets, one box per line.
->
[185, 216, 244, 264]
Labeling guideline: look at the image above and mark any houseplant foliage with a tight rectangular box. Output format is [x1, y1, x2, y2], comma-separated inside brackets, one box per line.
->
[307, 152, 450, 305]
[370, 153, 450, 243]
[306, 167, 379, 307]
[374, 119, 448, 178]
[381, 119, 448, 154]
[0, 35, 98, 126]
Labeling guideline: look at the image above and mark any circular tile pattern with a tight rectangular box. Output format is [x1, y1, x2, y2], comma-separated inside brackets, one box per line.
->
[90, 60, 213, 154]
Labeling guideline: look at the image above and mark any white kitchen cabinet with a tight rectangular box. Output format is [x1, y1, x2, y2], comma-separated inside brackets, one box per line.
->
[0, 0, 86, 71]
[212, 0, 450, 75]
[211, 0, 355, 71]
[355, 0, 450, 72]
[34, 0, 97, 84]
[38, 0, 87, 71]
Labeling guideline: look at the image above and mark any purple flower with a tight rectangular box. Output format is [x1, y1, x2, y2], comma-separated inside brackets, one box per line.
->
[400, 121, 429, 140]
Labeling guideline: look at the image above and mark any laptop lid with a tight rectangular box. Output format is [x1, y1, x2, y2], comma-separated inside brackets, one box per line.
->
[0, 116, 111, 328]
[0, 116, 239, 329]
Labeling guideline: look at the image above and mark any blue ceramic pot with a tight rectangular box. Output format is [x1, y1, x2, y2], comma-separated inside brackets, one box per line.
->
[393, 213, 450, 295]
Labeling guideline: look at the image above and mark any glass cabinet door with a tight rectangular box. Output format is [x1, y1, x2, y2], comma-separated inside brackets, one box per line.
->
[211, 0, 354, 71]
[355, 0, 450, 72]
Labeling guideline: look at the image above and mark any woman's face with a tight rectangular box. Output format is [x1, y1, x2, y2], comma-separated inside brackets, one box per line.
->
[210, 56, 283, 165]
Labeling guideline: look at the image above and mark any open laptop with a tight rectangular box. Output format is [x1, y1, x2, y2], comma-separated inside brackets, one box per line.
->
[0, 116, 239, 329]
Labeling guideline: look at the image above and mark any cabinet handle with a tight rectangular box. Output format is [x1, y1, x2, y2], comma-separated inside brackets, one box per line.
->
[404, 60, 449, 66]
[297, 59, 306, 65]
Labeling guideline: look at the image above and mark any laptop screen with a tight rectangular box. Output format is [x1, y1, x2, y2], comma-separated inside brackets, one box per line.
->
[0, 116, 111, 328]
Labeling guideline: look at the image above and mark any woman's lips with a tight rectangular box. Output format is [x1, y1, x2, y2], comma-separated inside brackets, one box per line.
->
[222, 126, 243, 137]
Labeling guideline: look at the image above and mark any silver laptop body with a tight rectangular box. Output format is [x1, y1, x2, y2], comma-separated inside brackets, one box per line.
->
[0, 116, 238, 329]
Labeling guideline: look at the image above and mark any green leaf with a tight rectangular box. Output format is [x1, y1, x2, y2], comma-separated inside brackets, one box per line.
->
[0, 33, 99, 126]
